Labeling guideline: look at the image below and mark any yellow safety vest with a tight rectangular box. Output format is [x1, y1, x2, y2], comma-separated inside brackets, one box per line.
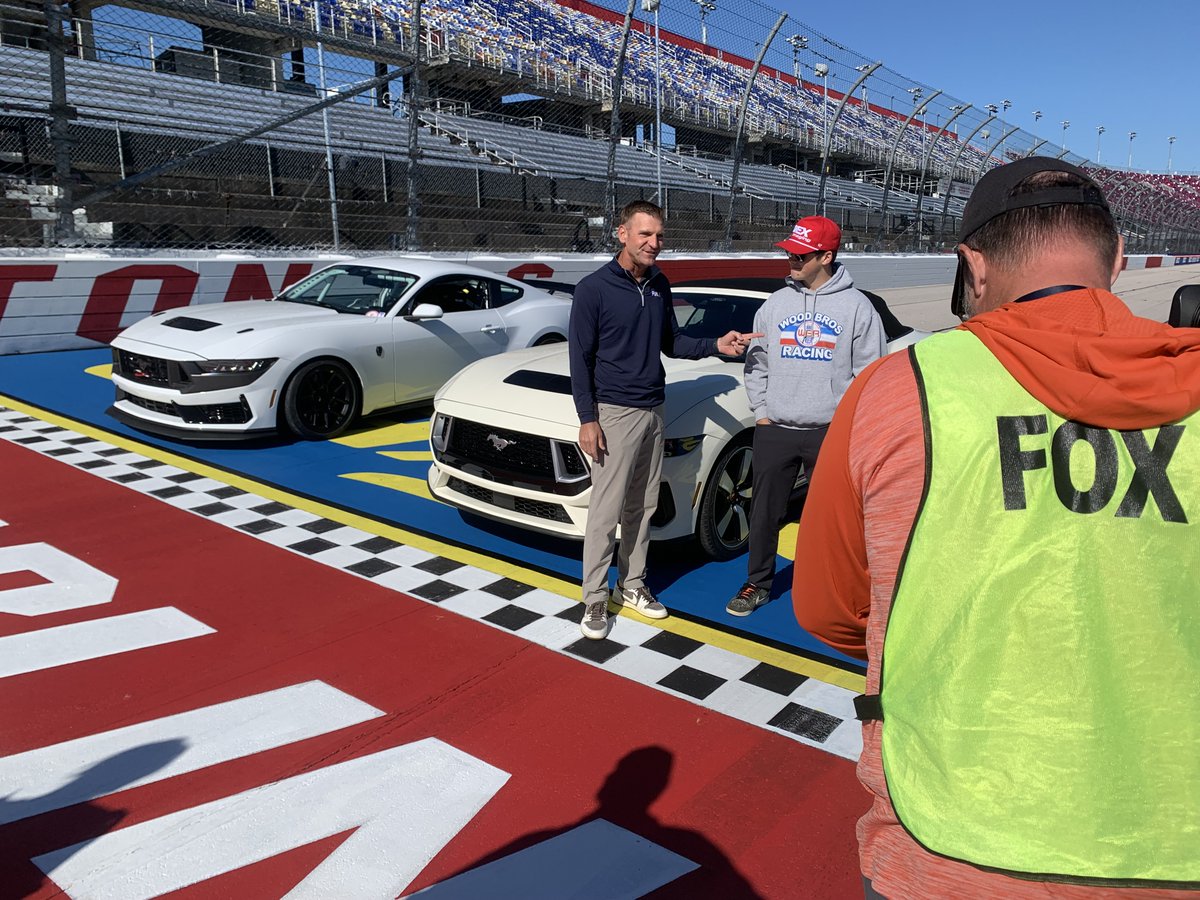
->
[873, 330, 1199, 886]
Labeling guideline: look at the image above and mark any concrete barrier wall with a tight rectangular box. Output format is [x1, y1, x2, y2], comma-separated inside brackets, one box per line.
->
[0, 252, 1192, 355]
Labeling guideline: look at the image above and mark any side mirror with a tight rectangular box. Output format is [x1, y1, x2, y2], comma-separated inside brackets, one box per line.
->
[404, 303, 444, 321]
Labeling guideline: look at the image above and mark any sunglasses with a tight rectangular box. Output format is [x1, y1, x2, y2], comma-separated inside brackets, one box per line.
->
[786, 251, 821, 264]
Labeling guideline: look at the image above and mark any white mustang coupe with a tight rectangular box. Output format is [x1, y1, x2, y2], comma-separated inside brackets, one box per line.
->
[427, 285, 927, 559]
[108, 258, 572, 441]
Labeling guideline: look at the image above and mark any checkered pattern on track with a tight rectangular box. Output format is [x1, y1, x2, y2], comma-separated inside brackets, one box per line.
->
[0, 408, 863, 760]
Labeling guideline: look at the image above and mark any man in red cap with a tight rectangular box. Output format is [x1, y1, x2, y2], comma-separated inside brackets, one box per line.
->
[726, 215, 884, 617]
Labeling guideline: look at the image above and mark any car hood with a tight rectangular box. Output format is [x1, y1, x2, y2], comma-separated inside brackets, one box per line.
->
[436, 345, 744, 430]
[113, 300, 337, 355]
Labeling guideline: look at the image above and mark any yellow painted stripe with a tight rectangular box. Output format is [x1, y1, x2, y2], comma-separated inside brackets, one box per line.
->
[376, 450, 433, 462]
[334, 420, 429, 448]
[339, 471, 434, 500]
[0, 394, 864, 692]
[777, 521, 798, 561]
[85, 364, 113, 379]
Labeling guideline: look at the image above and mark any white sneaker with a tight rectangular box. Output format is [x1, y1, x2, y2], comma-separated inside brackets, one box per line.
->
[580, 598, 610, 640]
[611, 583, 668, 620]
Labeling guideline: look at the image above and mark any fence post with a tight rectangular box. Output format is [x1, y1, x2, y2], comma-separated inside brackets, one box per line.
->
[43, 1, 76, 245]
[603, 0, 637, 252]
[404, 0, 423, 250]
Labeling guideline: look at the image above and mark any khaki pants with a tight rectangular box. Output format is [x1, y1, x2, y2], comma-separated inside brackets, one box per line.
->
[581, 403, 664, 602]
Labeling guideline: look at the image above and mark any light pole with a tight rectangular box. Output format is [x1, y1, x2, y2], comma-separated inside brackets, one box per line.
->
[785, 34, 807, 154]
[785, 34, 807, 81]
[1096, 125, 1105, 164]
[816, 60, 881, 215]
[1033, 109, 1042, 129]
[977, 125, 1020, 180]
[1128, 131, 1137, 169]
[910, 87, 927, 160]
[856, 63, 871, 110]
[984, 102, 998, 160]
[1060, 119, 1070, 152]
[877, 86, 940, 244]
[1168, 136, 1177, 174]
[940, 110, 995, 240]
[915, 102, 971, 249]
[815, 61, 829, 161]
[641, 0, 663, 204]
[692, 0, 715, 45]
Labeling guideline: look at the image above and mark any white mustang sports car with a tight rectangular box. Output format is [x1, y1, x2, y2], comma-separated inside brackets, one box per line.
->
[108, 258, 572, 441]
[427, 285, 928, 559]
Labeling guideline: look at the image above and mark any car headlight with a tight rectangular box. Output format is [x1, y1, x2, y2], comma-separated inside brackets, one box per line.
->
[192, 358, 277, 375]
[663, 435, 704, 457]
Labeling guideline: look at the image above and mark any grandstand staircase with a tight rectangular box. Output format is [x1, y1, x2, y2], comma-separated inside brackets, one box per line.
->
[638, 144, 771, 200]
[420, 113, 546, 178]
[0, 179, 113, 247]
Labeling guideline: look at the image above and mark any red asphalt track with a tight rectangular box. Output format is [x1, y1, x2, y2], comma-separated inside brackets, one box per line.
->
[0, 437, 862, 897]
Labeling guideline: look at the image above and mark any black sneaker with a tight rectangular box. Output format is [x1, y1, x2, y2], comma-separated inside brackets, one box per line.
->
[726, 582, 770, 617]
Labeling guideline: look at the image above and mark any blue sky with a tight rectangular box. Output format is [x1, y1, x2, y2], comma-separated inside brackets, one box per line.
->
[786, 1, 1200, 173]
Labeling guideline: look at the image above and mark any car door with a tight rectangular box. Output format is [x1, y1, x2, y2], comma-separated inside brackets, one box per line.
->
[391, 274, 509, 403]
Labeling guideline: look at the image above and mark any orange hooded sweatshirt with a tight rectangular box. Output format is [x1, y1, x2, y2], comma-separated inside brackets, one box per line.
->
[793, 288, 1200, 899]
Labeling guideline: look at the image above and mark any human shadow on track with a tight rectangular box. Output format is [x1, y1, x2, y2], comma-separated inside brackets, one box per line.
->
[0, 739, 185, 897]
[415, 745, 764, 898]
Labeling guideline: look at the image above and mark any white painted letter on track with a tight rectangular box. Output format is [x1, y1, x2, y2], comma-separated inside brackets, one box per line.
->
[0, 542, 116, 616]
[33, 738, 510, 900]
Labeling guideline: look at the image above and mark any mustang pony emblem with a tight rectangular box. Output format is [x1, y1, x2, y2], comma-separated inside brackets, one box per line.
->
[487, 433, 516, 451]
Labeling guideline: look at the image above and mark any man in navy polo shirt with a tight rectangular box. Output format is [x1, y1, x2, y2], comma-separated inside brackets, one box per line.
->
[569, 200, 760, 640]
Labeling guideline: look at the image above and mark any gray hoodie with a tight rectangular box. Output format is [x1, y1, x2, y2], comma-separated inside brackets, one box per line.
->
[744, 262, 886, 428]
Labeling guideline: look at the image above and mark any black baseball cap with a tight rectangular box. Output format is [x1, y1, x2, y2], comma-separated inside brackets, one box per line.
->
[951, 157, 1112, 317]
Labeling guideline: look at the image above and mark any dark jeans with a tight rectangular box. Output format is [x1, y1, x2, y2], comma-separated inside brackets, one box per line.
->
[746, 422, 827, 590]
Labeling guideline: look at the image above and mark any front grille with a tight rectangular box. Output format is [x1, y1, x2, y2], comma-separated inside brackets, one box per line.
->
[446, 420, 554, 478]
[178, 399, 251, 425]
[116, 349, 172, 385]
[448, 476, 571, 524]
[124, 393, 251, 425]
[126, 394, 177, 417]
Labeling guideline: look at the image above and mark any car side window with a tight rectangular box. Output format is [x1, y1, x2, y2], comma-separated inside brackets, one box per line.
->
[492, 281, 524, 308]
[414, 276, 491, 314]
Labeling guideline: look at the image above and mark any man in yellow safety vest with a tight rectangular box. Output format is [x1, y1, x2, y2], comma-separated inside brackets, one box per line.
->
[794, 157, 1200, 898]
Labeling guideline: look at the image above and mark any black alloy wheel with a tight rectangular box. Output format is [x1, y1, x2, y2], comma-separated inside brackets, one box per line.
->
[696, 439, 754, 560]
[282, 359, 360, 440]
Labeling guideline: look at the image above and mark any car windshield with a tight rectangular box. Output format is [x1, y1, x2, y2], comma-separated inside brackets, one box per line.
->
[675, 292, 763, 359]
[275, 266, 418, 315]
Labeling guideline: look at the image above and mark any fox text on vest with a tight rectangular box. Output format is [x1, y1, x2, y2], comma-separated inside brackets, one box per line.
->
[996, 415, 1188, 523]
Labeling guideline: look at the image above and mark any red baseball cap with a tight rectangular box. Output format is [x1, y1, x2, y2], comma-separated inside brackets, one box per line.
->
[775, 216, 841, 254]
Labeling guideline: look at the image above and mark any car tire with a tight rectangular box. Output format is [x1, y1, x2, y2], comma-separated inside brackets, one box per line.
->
[532, 333, 566, 346]
[696, 435, 754, 560]
[281, 359, 361, 440]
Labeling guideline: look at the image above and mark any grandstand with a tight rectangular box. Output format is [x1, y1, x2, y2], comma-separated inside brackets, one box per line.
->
[0, 0, 1196, 253]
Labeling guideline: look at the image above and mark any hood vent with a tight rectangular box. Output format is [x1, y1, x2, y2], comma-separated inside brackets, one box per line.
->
[503, 370, 571, 394]
[162, 316, 220, 332]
